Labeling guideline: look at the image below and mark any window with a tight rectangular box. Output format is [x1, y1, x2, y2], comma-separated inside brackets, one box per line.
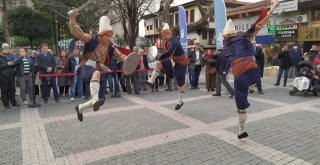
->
[190, 9, 195, 23]
[150, 25, 153, 30]
[147, 26, 149, 31]
[185, 11, 189, 23]
[155, 18, 159, 29]
[170, 15, 174, 25]
[209, 31, 214, 40]
[175, 13, 179, 26]
[314, 9, 320, 20]
[202, 31, 208, 40]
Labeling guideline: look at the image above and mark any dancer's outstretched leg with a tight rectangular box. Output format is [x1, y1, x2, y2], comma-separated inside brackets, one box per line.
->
[237, 109, 248, 139]
[75, 70, 104, 121]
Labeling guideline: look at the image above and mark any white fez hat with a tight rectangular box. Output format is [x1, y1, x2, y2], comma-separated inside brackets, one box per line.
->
[223, 19, 236, 35]
[161, 23, 170, 32]
[99, 16, 112, 34]
[2, 43, 9, 49]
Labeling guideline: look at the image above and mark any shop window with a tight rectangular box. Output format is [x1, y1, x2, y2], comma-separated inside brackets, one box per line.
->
[170, 15, 174, 25]
[209, 31, 214, 40]
[190, 9, 195, 23]
[314, 10, 320, 20]
[175, 13, 179, 26]
[202, 31, 208, 40]
[186, 11, 189, 23]
[155, 18, 159, 29]
[150, 25, 153, 30]
[147, 26, 149, 31]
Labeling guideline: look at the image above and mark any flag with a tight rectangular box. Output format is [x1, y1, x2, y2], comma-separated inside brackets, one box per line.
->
[178, 6, 188, 55]
[214, 0, 227, 48]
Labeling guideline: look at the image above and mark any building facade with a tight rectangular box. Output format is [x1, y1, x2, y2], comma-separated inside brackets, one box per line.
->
[142, 0, 246, 48]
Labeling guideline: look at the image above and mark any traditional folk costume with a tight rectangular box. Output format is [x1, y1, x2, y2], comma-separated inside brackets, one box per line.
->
[222, 3, 278, 138]
[69, 12, 125, 121]
[147, 23, 189, 110]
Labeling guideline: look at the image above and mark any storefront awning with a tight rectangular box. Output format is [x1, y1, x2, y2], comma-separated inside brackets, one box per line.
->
[256, 35, 275, 44]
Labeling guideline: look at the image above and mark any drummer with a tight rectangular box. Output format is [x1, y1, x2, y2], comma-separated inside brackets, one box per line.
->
[68, 10, 126, 121]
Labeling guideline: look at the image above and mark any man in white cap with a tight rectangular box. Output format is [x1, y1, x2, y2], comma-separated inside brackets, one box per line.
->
[222, 1, 279, 139]
[146, 23, 189, 110]
[68, 10, 126, 121]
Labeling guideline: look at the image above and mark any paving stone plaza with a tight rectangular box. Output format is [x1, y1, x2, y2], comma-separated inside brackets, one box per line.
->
[1, 76, 320, 165]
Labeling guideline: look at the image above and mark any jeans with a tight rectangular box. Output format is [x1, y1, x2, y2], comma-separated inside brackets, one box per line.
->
[276, 67, 289, 86]
[71, 75, 83, 98]
[289, 65, 299, 78]
[107, 73, 120, 94]
[40, 77, 59, 101]
[191, 65, 202, 87]
[18, 75, 33, 101]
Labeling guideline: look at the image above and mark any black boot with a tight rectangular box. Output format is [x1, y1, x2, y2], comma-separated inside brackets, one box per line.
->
[238, 132, 248, 139]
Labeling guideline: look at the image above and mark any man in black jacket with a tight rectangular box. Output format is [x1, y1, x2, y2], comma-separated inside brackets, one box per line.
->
[249, 42, 264, 94]
[36, 43, 60, 104]
[0, 48, 19, 109]
[212, 47, 235, 98]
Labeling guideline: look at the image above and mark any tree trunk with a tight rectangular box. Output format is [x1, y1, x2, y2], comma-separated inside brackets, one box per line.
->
[2, 0, 11, 45]
[29, 38, 34, 50]
[52, 12, 59, 55]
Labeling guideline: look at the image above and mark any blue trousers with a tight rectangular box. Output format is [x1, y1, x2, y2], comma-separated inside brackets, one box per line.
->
[191, 65, 202, 87]
[276, 67, 289, 86]
[234, 68, 260, 110]
[40, 77, 59, 101]
[107, 72, 120, 94]
[71, 75, 83, 98]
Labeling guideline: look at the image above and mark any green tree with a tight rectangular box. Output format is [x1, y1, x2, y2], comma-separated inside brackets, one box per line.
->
[8, 5, 54, 49]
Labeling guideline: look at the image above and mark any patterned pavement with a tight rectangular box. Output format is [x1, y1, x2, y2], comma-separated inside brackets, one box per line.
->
[0, 76, 320, 165]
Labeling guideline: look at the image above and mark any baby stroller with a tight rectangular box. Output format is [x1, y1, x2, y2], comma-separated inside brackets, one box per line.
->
[289, 61, 314, 97]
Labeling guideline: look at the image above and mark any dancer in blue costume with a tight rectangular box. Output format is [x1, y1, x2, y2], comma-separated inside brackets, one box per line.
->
[146, 23, 189, 110]
[68, 9, 126, 121]
[222, 1, 279, 139]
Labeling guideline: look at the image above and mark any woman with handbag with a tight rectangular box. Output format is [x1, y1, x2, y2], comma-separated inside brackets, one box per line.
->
[56, 50, 69, 97]
[203, 49, 217, 92]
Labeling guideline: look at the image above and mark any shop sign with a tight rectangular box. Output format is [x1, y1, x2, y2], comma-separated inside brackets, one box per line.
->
[275, 24, 297, 30]
[276, 29, 297, 38]
[298, 27, 320, 41]
[274, 0, 298, 14]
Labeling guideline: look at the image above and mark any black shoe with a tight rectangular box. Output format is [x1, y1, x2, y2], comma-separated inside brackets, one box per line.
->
[93, 99, 104, 111]
[75, 105, 83, 122]
[146, 81, 154, 89]
[258, 91, 264, 94]
[134, 92, 141, 95]
[249, 89, 254, 93]
[55, 99, 60, 103]
[4, 106, 11, 109]
[229, 94, 234, 98]
[190, 86, 196, 90]
[44, 100, 48, 104]
[143, 88, 147, 91]
[274, 83, 279, 86]
[12, 104, 20, 107]
[283, 85, 286, 87]
[111, 94, 121, 98]
[212, 93, 221, 96]
[238, 132, 248, 139]
[175, 102, 184, 110]
[165, 88, 173, 91]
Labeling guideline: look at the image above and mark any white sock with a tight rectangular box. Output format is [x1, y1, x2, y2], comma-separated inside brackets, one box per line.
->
[237, 110, 247, 135]
[148, 70, 160, 83]
[79, 80, 100, 113]
[178, 92, 184, 105]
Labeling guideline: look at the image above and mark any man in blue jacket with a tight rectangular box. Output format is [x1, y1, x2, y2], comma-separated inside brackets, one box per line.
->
[289, 45, 303, 78]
